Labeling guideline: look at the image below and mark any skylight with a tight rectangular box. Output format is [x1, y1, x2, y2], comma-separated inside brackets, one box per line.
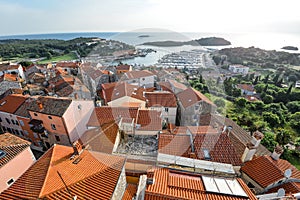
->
[202, 176, 248, 197]
[0, 150, 7, 159]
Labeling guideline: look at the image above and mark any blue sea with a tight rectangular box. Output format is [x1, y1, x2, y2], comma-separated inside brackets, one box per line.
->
[1, 31, 299, 65]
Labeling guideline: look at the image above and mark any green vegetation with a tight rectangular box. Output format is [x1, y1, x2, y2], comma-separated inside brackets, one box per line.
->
[142, 37, 231, 47]
[0, 37, 99, 61]
[214, 47, 300, 68]
[38, 52, 78, 64]
[190, 70, 300, 169]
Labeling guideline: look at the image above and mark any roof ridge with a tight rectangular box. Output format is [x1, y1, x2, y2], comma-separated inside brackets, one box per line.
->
[265, 155, 290, 178]
[41, 151, 126, 199]
[39, 145, 57, 198]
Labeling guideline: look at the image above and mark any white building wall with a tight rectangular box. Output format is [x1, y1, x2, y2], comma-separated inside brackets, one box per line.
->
[63, 100, 95, 143]
[0, 146, 35, 193]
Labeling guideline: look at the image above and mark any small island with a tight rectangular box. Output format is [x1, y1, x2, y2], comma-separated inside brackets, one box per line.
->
[138, 35, 150, 38]
[142, 37, 231, 47]
[281, 46, 298, 51]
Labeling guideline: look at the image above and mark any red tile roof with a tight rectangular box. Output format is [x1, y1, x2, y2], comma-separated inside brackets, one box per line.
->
[3, 73, 18, 81]
[177, 88, 214, 108]
[56, 62, 80, 68]
[168, 79, 188, 91]
[145, 168, 257, 200]
[241, 155, 300, 190]
[136, 110, 162, 131]
[0, 133, 31, 168]
[193, 131, 243, 165]
[124, 70, 154, 79]
[88, 106, 139, 126]
[101, 81, 152, 103]
[122, 184, 137, 200]
[158, 134, 191, 156]
[237, 84, 255, 92]
[0, 94, 27, 113]
[0, 144, 125, 199]
[145, 92, 177, 107]
[116, 64, 131, 71]
[79, 122, 119, 154]
[159, 126, 242, 166]
[199, 114, 270, 158]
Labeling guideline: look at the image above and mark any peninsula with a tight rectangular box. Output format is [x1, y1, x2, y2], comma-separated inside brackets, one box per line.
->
[142, 37, 231, 47]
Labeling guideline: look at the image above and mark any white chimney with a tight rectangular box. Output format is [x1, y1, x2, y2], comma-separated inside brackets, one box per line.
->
[242, 131, 264, 162]
[271, 145, 284, 161]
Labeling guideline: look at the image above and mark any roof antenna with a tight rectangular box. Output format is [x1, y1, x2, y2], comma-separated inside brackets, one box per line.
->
[57, 171, 77, 200]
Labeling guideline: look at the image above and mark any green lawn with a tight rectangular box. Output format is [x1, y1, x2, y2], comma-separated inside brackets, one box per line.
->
[38, 52, 78, 64]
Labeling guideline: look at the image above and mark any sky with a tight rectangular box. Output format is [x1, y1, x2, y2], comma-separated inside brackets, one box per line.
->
[0, 0, 300, 36]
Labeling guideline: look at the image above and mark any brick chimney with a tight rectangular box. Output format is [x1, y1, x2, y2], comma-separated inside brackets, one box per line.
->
[242, 131, 264, 162]
[271, 145, 284, 161]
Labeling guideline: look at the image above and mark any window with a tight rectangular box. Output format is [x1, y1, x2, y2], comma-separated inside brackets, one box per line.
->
[48, 116, 52, 120]
[5, 118, 11, 124]
[24, 130, 29, 136]
[34, 113, 38, 116]
[6, 178, 14, 186]
[20, 131, 24, 136]
[33, 132, 39, 139]
[11, 129, 15, 134]
[142, 78, 145, 81]
[7, 128, 12, 133]
[55, 135, 60, 142]
[0, 150, 6, 159]
[0, 117, 2, 122]
[15, 130, 19, 135]
[51, 124, 56, 130]
[165, 108, 169, 112]
[11, 120, 15, 125]
[19, 120, 24, 126]
[15, 120, 19, 126]
[2, 126, 6, 132]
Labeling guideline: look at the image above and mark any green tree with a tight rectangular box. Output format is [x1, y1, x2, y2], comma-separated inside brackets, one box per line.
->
[236, 97, 247, 107]
[214, 98, 226, 108]
[261, 131, 277, 152]
[286, 101, 300, 113]
[290, 112, 300, 132]
[262, 95, 273, 104]
[263, 74, 269, 84]
[263, 112, 280, 127]
[275, 128, 292, 146]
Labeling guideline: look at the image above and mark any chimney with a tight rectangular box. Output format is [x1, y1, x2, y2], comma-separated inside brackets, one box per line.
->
[242, 130, 264, 162]
[271, 145, 284, 161]
[72, 141, 83, 155]
[37, 100, 43, 110]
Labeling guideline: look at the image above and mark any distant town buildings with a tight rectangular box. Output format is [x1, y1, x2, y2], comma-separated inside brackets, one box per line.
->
[229, 64, 250, 74]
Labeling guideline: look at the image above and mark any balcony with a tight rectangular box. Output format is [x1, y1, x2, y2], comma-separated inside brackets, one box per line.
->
[29, 119, 45, 133]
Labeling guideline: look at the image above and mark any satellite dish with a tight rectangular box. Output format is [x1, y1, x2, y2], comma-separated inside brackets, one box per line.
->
[284, 169, 292, 179]
[277, 188, 285, 197]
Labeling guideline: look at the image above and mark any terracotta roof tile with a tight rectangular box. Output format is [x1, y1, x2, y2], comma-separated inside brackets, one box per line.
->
[237, 84, 255, 92]
[0, 144, 125, 199]
[116, 64, 131, 71]
[122, 184, 137, 200]
[0, 94, 27, 113]
[199, 114, 271, 157]
[88, 106, 139, 126]
[3, 73, 18, 81]
[136, 110, 162, 131]
[79, 122, 119, 154]
[0, 133, 31, 168]
[158, 134, 191, 156]
[56, 62, 80, 68]
[241, 155, 300, 190]
[168, 79, 188, 91]
[124, 70, 154, 79]
[145, 168, 257, 200]
[177, 87, 214, 108]
[101, 82, 150, 103]
[145, 92, 177, 107]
